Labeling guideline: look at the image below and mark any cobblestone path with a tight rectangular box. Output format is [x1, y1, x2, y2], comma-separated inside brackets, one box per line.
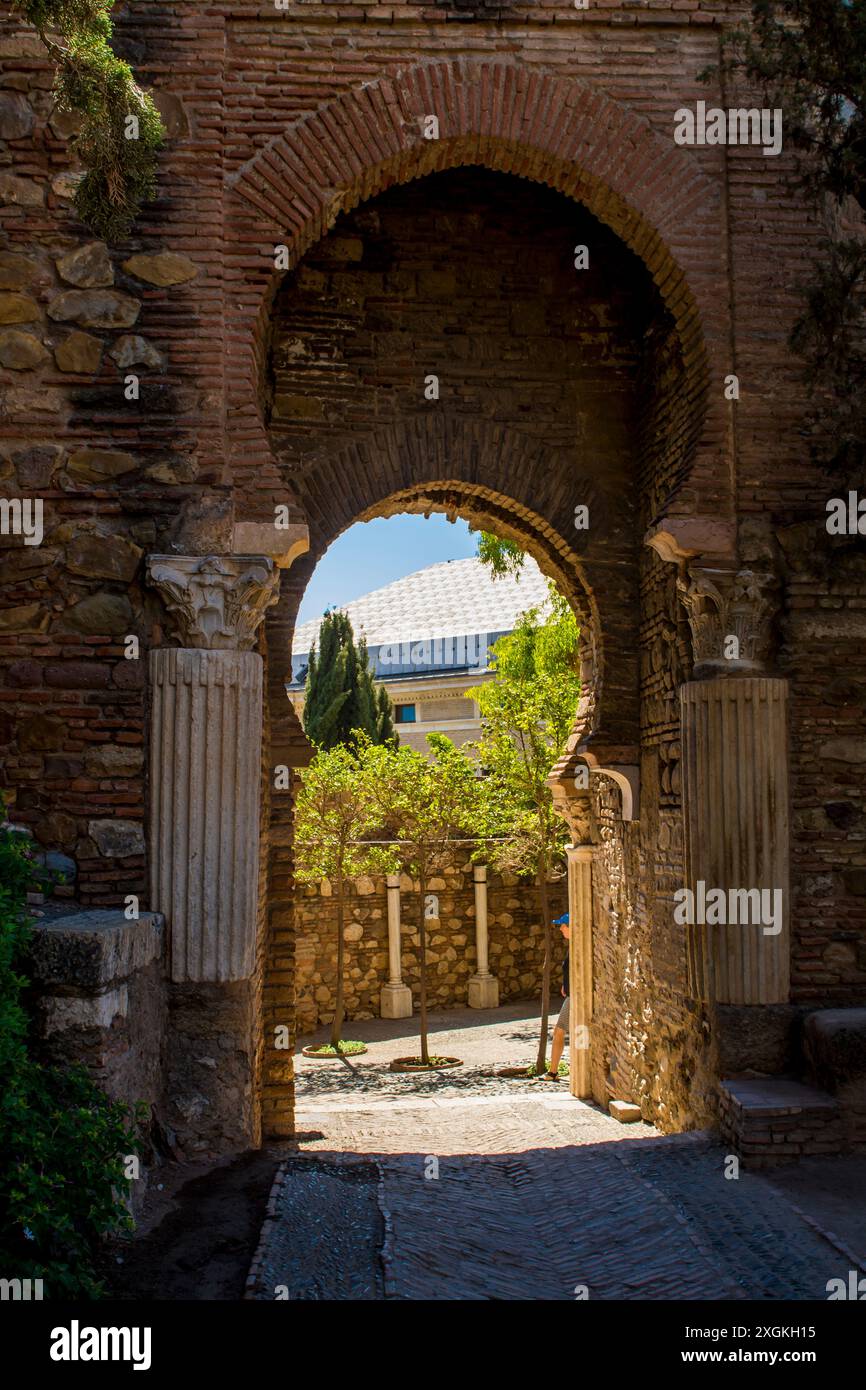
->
[248, 1007, 860, 1301]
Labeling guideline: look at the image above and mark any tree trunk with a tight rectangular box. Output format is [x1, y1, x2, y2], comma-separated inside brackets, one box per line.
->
[535, 844, 552, 1076]
[331, 871, 345, 1049]
[418, 859, 430, 1065]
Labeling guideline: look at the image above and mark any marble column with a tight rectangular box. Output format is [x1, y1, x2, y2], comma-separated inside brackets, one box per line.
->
[680, 677, 790, 1005]
[148, 555, 280, 982]
[468, 863, 499, 1008]
[147, 554, 280, 1152]
[672, 561, 791, 1006]
[567, 845, 594, 1098]
[380, 873, 413, 1018]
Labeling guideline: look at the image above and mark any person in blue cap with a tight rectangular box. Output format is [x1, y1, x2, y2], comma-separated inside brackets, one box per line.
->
[539, 913, 570, 1081]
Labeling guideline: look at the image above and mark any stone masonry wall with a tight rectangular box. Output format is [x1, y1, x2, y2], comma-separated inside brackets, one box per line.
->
[296, 864, 567, 1033]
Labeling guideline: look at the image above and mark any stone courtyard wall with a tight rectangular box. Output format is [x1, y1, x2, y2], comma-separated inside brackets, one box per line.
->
[296, 864, 567, 1033]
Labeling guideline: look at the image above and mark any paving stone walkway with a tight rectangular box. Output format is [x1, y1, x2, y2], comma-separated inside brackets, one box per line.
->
[248, 1005, 866, 1301]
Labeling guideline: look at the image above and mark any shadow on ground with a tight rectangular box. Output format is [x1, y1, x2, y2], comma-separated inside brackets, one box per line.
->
[101, 1149, 282, 1301]
[250, 1138, 865, 1301]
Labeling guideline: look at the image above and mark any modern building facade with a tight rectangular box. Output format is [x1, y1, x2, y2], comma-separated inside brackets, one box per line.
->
[288, 556, 550, 753]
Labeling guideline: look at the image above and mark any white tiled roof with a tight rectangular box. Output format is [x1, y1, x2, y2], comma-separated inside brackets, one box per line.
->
[293, 556, 550, 655]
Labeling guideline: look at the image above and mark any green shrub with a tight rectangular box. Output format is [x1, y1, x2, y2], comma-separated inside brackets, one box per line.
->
[13, 0, 164, 242]
[0, 808, 140, 1298]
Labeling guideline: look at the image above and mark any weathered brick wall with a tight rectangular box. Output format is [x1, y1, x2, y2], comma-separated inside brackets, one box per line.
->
[1, 0, 863, 1145]
[295, 864, 567, 1031]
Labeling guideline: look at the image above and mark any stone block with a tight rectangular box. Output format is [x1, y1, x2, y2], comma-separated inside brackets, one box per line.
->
[43, 985, 129, 1033]
[85, 745, 145, 777]
[55, 242, 113, 289]
[712, 1003, 807, 1076]
[57, 592, 134, 635]
[18, 712, 66, 752]
[609, 1100, 642, 1123]
[0, 329, 48, 369]
[804, 1009, 866, 1107]
[28, 910, 164, 990]
[0, 603, 48, 633]
[55, 330, 103, 374]
[380, 982, 413, 1018]
[0, 173, 43, 206]
[10, 443, 62, 488]
[65, 530, 143, 582]
[123, 252, 198, 286]
[468, 973, 499, 1009]
[66, 447, 136, 483]
[48, 289, 140, 329]
[0, 291, 39, 324]
[0, 251, 37, 290]
[88, 819, 146, 859]
[51, 171, 83, 200]
[109, 334, 165, 369]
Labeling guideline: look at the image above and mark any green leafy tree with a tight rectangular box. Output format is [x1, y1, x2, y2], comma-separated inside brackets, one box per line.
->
[0, 805, 140, 1297]
[364, 735, 486, 1065]
[294, 745, 387, 1049]
[303, 610, 395, 750]
[12, 1, 164, 242]
[475, 531, 527, 579]
[720, 1, 866, 471]
[468, 589, 581, 1076]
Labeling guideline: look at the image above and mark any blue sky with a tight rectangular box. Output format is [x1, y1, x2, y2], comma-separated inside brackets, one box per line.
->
[297, 513, 479, 625]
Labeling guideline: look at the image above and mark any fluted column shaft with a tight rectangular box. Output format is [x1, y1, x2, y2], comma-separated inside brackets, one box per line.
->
[680, 677, 790, 1005]
[150, 649, 263, 982]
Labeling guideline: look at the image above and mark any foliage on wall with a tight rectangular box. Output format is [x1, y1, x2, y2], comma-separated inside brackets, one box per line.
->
[12, 0, 164, 241]
[0, 805, 140, 1297]
[723, 0, 866, 473]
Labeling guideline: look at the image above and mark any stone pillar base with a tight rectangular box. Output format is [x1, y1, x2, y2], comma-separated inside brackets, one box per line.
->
[380, 982, 413, 1019]
[167, 980, 259, 1156]
[468, 973, 499, 1009]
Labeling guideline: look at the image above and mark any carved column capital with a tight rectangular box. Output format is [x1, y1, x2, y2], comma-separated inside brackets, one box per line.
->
[676, 566, 777, 676]
[147, 554, 280, 651]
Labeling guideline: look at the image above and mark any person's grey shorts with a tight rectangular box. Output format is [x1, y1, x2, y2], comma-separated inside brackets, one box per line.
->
[555, 995, 570, 1031]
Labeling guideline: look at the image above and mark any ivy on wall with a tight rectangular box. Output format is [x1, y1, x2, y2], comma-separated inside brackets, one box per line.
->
[721, 0, 866, 474]
[12, 0, 164, 241]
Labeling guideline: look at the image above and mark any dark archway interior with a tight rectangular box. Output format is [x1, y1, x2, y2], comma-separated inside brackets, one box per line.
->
[268, 168, 670, 538]
[266, 168, 685, 748]
[260, 167, 703, 1136]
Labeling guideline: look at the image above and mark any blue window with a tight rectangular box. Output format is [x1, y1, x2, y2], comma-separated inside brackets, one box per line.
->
[394, 703, 416, 724]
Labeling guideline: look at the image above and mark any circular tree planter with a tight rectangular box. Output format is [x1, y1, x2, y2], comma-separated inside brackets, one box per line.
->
[389, 1055, 463, 1073]
[302, 1041, 368, 1059]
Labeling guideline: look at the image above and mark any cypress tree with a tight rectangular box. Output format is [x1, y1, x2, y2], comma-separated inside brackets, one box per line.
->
[375, 683, 397, 748]
[302, 610, 394, 749]
[303, 612, 351, 749]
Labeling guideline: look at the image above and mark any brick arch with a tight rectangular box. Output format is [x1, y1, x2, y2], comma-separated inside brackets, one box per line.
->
[227, 58, 731, 537]
[275, 414, 637, 749]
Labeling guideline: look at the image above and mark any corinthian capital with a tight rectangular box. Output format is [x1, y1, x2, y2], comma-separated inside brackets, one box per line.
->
[147, 554, 280, 651]
[677, 566, 776, 675]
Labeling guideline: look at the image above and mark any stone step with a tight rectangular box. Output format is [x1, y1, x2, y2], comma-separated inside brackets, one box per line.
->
[719, 1077, 844, 1168]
